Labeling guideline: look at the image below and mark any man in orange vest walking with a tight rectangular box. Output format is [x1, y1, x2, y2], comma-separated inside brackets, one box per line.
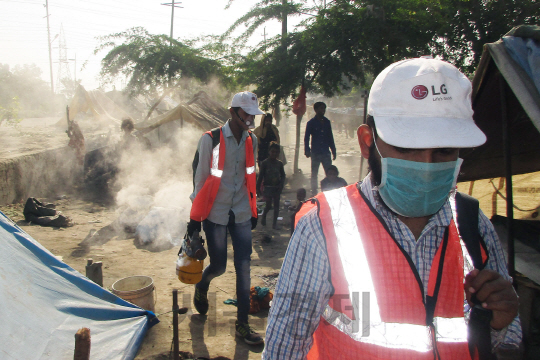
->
[188, 91, 264, 345]
[263, 58, 521, 359]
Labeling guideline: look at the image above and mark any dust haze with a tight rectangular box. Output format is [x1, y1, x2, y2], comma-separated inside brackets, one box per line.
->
[114, 124, 203, 251]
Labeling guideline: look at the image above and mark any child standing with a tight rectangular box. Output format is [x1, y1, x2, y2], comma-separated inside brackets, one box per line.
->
[256, 142, 286, 229]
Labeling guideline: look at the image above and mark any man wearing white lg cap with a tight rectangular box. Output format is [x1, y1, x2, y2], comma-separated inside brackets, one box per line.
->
[188, 91, 265, 345]
[263, 58, 521, 359]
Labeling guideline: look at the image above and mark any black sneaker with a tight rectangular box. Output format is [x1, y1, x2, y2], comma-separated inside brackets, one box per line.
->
[193, 287, 208, 315]
[235, 321, 264, 345]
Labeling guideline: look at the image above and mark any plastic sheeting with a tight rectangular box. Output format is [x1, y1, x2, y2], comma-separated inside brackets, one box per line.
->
[503, 35, 540, 96]
[459, 33, 540, 181]
[0, 211, 158, 360]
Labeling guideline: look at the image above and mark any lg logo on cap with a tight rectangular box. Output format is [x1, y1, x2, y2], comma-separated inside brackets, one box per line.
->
[411, 84, 448, 100]
[411, 85, 428, 99]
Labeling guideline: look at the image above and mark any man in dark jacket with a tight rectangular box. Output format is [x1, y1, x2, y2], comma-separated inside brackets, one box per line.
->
[304, 102, 337, 196]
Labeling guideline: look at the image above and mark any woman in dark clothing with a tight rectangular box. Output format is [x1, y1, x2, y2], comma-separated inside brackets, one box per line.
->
[253, 113, 280, 166]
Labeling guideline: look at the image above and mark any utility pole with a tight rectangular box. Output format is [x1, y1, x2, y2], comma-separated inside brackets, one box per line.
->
[44, 0, 54, 94]
[161, 1, 183, 44]
[262, 27, 267, 53]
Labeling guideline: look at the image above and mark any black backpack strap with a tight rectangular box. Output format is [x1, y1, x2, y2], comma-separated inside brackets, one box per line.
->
[455, 192, 486, 270]
[210, 127, 221, 148]
[455, 192, 495, 360]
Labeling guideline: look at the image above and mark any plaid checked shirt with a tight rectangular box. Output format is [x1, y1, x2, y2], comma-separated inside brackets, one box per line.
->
[262, 174, 522, 359]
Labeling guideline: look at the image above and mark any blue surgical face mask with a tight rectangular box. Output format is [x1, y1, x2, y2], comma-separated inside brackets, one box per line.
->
[374, 141, 463, 218]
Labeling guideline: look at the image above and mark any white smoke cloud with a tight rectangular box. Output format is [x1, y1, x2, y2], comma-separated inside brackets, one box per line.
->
[114, 123, 204, 250]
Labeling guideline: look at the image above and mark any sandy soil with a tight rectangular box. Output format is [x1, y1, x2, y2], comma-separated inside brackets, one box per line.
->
[2, 116, 540, 359]
[0, 116, 117, 161]
[0, 119, 363, 360]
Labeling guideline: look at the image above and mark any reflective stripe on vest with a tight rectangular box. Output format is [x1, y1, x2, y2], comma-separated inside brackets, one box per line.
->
[191, 128, 257, 221]
[210, 143, 223, 177]
[244, 134, 258, 218]
[307, 185, 474, 359]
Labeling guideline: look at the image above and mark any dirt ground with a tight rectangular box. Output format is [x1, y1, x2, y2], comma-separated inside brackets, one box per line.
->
[0, 117, 363, 360]
[3, 115, 540, 359]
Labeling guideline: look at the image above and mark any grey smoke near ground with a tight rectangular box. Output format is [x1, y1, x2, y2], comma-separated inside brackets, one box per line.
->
[115, 124, 203, 249]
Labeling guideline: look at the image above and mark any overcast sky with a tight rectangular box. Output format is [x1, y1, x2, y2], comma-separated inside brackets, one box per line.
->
[1, 0, 306, 91]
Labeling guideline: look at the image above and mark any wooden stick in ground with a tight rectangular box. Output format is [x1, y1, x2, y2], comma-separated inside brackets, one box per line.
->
[173, 289, 179, 360]
[74, 327, 91, 360]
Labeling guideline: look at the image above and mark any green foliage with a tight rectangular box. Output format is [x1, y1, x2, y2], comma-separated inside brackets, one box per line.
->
[183, 34, 244, 91]
[0, 97, 21, 125]
[235, 0, 446, 106]
[0, 63, 59, 118]
[233, 0, 540, 105]
[437, 0, 540, 74]
[223, 0, 312, 44]
[95, 27, 225, 96]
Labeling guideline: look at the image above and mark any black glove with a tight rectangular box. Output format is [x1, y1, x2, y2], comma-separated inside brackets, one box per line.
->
[251, 216, 258, 230]
[187, 219, 202, 237]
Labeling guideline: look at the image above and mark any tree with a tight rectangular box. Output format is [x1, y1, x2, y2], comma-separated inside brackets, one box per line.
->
[0, 63, 59, 118]
[223, 0, 321, 45]
[237, 0, 539, 102]
[60, 77, 82, 100]
[95, 27, 225, 107]
[232, 0, 461, 171]
[0, 96, 21, 126]
[224, 0, 327, 124]
[437, 0, 540, 74]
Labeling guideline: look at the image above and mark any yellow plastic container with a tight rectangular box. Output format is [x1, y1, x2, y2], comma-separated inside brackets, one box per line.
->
[176, 255, 204, 284]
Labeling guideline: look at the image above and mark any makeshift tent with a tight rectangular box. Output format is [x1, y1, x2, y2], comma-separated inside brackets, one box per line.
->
[0, 211, 157, 360]
[460, 27, 540, 181]
[459, 25, 540, 280]
[138, 91, 228, 132]
[137, 91, 228, 145]
[57, 85, 135, 127]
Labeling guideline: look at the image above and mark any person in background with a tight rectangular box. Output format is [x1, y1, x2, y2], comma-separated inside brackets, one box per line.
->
[188, 91, 264, 346]
[120, 118, 151, 151]
[320, 165, 348, 192]
[264, 57, 520, 359]
[256, 142, 286, 229]
[254, 113, 280, 167]
[304, 102, 337, 196]
[289, 188, 307, 235]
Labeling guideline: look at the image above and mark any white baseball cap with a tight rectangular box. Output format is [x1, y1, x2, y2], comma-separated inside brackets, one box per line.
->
[230, 91, 265, 115]
[367, 57, 486, 148]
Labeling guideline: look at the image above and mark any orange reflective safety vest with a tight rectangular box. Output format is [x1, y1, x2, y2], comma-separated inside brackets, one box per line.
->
[190, 128, 258, 222]
[299, 184, 486, 360]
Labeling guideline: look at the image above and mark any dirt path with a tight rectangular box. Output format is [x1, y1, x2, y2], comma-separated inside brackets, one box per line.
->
[4, 115, 538, 359]
[0, 119, 363, 359]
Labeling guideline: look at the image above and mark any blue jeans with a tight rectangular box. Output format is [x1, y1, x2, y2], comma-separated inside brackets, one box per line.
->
[310, 152, 333, 195]
[196, 212, 252, 324]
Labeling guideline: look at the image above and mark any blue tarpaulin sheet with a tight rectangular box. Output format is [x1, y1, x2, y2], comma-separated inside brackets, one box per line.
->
[0, 211, 158, 359]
